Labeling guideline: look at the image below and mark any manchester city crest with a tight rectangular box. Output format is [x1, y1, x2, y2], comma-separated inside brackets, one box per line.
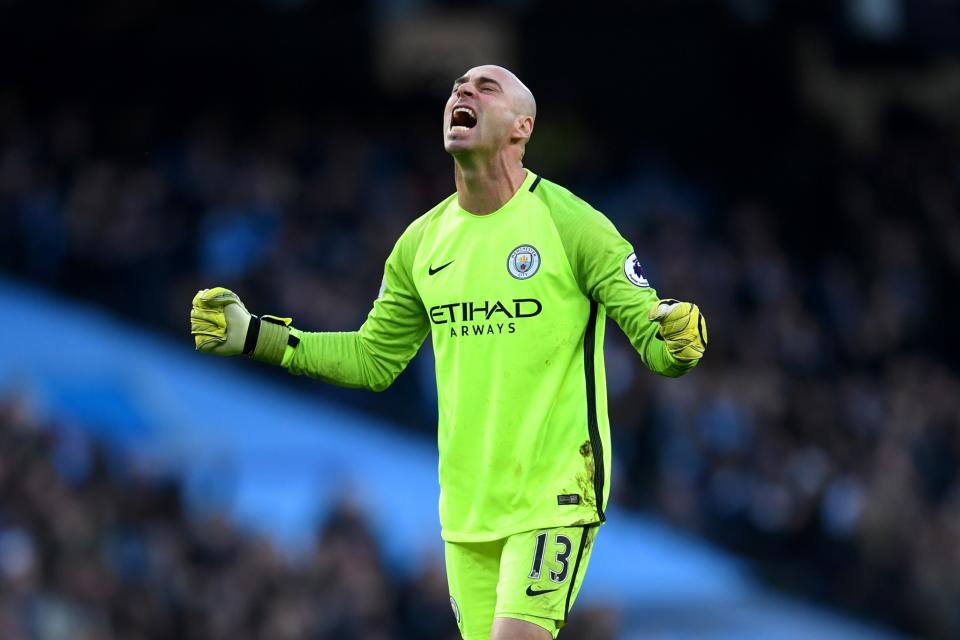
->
[507, 244, 541, 279]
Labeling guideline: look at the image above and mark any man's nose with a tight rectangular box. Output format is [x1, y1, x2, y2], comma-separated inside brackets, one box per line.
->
[456, 83, 475, 98]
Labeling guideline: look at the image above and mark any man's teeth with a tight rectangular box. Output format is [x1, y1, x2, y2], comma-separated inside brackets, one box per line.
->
[454, 107, 475, 118]
[451, 125, 470, 132]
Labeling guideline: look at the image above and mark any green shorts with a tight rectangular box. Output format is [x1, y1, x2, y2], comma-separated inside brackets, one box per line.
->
[444, 524, 598, 639]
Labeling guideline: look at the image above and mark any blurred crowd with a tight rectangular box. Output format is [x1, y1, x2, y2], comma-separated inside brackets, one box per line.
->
[0, 396, 460, 640]
[0, 99, 440, 336]
[604, 113, 960, 635]
[2, 38, 960, 640]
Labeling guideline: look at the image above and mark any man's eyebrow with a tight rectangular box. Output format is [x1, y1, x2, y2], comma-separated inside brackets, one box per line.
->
[453, 75, 503, 89]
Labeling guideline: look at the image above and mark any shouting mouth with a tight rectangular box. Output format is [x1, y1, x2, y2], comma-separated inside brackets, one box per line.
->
[450, 106, 477, 132]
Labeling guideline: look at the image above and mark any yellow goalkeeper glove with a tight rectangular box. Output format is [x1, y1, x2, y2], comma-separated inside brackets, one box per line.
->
[190, 287, 297, 365]
[647, 299, 707, 362]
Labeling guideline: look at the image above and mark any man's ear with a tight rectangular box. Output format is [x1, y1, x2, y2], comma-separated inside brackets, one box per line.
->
[513, 115, 534, 143]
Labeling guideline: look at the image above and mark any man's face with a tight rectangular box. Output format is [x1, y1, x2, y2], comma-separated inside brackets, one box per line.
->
[443, 66, 525, 157]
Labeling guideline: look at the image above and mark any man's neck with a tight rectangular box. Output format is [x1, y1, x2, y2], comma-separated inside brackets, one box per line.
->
[453, 153, 527, 215]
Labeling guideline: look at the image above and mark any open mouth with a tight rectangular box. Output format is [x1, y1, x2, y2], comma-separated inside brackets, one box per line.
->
[450, 106, 477, 132]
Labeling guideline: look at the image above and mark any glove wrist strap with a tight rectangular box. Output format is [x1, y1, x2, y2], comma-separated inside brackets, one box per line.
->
[242, 314, 300, 365]
[252, 317, 295, 365]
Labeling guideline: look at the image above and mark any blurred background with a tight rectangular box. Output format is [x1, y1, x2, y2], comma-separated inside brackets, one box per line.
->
[1, 0, 959, 638]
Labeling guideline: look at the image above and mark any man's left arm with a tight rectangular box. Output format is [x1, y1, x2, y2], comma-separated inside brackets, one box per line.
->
[561, 208, 706, 377]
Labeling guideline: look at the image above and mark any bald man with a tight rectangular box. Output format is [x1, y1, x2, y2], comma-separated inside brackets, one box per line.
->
[191, 65, 707, 639]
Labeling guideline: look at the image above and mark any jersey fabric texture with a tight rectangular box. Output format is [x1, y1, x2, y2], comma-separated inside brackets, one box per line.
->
[283, 170, 694, 541]
[445, 524, 598, 639]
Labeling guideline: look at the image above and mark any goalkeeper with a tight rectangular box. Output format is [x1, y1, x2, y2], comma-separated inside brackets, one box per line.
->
[191, 65, 706, 640]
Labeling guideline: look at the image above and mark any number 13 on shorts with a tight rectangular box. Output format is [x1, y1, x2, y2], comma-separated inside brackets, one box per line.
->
[444, 525, 599, 639]
[529, 531, 573, 583]
[496, 525, 599, 631]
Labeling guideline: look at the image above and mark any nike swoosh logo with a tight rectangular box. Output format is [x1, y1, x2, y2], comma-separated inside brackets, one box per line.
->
[525, 585, 559, 597]
[428, 260, 454, 276]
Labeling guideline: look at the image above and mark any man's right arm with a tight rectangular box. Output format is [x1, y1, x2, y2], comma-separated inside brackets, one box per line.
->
[282, 224, 430, 391]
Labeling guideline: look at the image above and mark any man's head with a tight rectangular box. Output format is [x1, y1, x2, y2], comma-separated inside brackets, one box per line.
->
[443, 65, 536, 162]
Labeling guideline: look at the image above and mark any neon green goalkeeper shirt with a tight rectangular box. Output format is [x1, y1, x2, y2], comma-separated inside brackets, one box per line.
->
[283, 170, 695, 542]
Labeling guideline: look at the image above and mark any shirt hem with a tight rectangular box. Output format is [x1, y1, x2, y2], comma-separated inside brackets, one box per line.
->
[440, 513, 604, 543]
